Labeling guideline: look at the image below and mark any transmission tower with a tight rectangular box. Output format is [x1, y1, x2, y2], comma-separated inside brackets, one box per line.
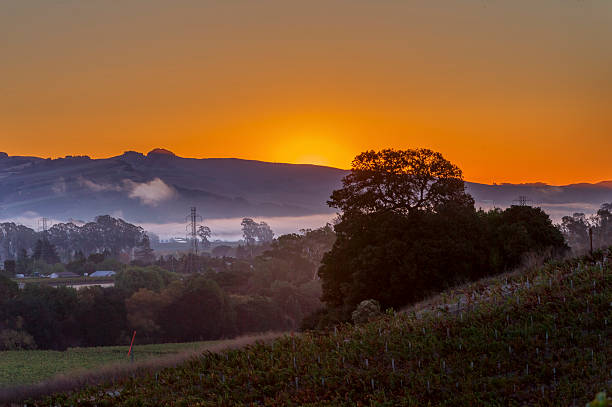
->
[185, 207, 203, 273]
[38, 217, 52, 240]
[37, 217, 52, 263]
[38, 217, 49, 234]
[513, 195, 531, 207]
[186, 207, 203, 255]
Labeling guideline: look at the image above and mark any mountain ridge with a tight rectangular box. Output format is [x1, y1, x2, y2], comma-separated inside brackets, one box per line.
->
[0, 150, 610, 224]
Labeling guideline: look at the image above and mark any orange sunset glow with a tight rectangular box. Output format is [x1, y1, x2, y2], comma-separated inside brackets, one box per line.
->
[1, 0, 611, 185]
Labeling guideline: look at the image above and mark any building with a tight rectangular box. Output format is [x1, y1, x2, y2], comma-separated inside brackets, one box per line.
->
[89, 270, 116, 278]
[49, 271, 80, 279]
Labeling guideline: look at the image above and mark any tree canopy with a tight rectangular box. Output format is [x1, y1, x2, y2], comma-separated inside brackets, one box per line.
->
[315, 148, 567, 325]
[328, 148, 473, 216]
[560, 203, 612, 253]
[241, 218, 274, 245]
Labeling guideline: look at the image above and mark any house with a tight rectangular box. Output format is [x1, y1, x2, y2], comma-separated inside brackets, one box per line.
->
[49, 271, 80, 279]
[89, 270, 116, 278]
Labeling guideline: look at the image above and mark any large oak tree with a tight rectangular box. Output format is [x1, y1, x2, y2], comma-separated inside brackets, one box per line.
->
[328, 148, 473, 216]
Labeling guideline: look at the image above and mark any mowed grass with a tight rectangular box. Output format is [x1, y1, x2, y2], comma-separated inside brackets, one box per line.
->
[0, 341, 219, 388]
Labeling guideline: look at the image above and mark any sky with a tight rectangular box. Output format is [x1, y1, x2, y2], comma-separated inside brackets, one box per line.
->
[1, 0, 611, 185]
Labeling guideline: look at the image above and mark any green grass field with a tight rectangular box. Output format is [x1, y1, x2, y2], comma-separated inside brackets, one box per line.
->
[0, 341, 219, 388]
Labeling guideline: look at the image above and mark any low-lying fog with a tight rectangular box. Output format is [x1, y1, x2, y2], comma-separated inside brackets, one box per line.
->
[141, 213, 337, 241]
[1, 201, 603, 242]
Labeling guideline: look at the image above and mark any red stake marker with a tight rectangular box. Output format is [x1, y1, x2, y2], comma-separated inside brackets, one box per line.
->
[127, 331, 137, 357]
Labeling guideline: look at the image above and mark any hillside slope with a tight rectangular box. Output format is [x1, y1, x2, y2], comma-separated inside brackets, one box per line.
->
[30, 251, 611, 406]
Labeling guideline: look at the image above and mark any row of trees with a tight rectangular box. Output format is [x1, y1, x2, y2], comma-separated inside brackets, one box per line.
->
[0, 216, 150, 266]
[1, 215, 276, 275]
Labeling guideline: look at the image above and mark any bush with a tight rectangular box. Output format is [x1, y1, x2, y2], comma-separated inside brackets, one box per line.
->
[0, 329, 37, 350]
[586, 392, 611, 407]
[351, 299, 381, 324]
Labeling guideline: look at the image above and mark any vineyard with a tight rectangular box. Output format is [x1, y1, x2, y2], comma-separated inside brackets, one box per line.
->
[28, 252, 612, 406]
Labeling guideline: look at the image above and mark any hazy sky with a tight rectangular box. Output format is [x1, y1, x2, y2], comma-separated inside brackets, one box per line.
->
[1, 0, 611, 184]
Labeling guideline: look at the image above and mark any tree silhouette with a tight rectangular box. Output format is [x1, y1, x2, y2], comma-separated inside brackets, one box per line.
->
[241, 218, 274, 245]
[197, 225, 212, 248]
[328, 148, 472, 217]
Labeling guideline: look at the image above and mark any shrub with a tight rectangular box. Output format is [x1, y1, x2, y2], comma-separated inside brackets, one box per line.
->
[0, 329, 37, 350]
[351, 299, 381, 324]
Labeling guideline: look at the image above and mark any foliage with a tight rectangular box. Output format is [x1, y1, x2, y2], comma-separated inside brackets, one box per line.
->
[0, 328, 37, 351]
[0, 215, 147, 265]
[241, 218, 274, 245]
[480, 205, 568, 272]
[158, 276, 235, 342]
[32, 239, 61, 265]
[197, 226, 212, 248]
[232, 296, 289, 333]
[0, 223, 37, 265]
[351, 299, 381, 324]
[328, 148, 473, 216]
[561, 203, 612, 253]
[0, 226, 334, 350]
[211, 245, 232, 257]
[1, 284, 79, 350]
[115, 266, 174, 295]
[75, 287, 129, 347]
[0, 274, 18, 300]
[587, 392, 611, 407]
[125, 288, 171, 338]
[30, 253, 612, 406]
[319, 204, 486, 312]
[319, 149, 567, 317]
[2, 259, 16, 276]
[133, 235, 156, 265]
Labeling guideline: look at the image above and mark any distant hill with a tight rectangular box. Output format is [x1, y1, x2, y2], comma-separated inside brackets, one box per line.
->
[467, 181, 612, 220]
[0, 150, 610, 224]
[0, 149, 347, 223]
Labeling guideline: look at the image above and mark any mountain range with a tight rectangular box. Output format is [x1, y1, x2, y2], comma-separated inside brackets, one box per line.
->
[1, 149, 610, 225]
